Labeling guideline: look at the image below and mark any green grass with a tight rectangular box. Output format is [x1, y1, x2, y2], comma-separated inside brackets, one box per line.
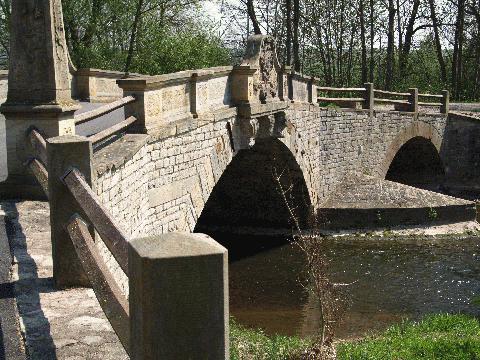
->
[230, 318, 312, 360]
[337, 314, 480, 360]
[230, 314, 480, 359]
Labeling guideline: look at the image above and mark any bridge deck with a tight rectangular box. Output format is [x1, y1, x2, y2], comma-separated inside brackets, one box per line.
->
[0, 201, 126, 359]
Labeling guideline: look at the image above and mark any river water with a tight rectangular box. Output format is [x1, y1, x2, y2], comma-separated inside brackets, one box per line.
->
[227, 234, 480, 340]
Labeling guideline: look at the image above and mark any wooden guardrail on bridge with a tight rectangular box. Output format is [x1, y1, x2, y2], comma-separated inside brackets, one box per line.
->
[313, 81, 449, 114]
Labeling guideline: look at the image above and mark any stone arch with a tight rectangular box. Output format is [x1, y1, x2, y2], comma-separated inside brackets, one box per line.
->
[379, 122, 445, 191]
[378, 121, 443, 179]
[194, 137, 312, 249]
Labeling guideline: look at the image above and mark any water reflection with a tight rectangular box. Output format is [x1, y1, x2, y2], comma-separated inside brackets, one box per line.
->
[228, 235, 480, 339]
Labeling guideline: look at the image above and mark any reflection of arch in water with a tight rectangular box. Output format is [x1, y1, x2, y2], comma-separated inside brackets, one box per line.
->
[194, 138, 312, 247]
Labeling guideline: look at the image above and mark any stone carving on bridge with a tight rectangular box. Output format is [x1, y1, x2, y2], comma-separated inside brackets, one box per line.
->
[241, 35, 281, 103]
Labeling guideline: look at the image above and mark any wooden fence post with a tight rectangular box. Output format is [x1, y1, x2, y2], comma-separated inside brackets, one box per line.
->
[441, 90, 450, 114]
[47, 135, 94, 288]
[408, 88, 419, 113]
[129, 233, 229, 359]
[363, 83, 374, 110]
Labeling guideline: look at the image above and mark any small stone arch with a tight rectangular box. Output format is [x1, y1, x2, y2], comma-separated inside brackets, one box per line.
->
[377, 121, 444, 179]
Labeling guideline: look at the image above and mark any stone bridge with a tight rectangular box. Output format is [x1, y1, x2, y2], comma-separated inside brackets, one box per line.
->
[1, 2, 480, 357]
[2, 35, 480, 238]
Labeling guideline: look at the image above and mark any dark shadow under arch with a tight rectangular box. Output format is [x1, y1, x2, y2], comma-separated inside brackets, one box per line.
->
[385, 136, 445, 191]
[194, 138, 312, 259]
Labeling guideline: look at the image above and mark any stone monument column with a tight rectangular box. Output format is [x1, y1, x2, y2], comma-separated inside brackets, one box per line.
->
[0, 0, 79, 199]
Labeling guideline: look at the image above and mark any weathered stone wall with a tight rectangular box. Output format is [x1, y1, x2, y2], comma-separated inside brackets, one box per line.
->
[283, 104, 448, 206]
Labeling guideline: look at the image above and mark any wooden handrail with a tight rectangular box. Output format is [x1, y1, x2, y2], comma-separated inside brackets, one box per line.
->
[74, 96, 136, 125]
[63, 168, 129, 275]
[88, 116, 137, 145]
[317, 87, 366, 92]
[27, 158, 48, 197]
[28, 128, 48, 165]
[374, 98, 410, 105]
[318, 97, 365, 102]
[419, 93, 443, 100]
[419, 101, 442, 106]
[67, 215, 130, 354]
[374, 89, 410, 97]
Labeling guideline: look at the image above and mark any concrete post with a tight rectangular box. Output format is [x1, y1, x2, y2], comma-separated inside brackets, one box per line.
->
[47, 135, 93, 288]
[408, 88, 419, 113]
[363, 83, 374, 111]
[0, 0, 79, 199]
[441, 90, 450, 114]
[129, 233, 229, 360]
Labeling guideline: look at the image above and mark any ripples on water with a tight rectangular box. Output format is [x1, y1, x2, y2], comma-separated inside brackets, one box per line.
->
[227, 235, 480, 339]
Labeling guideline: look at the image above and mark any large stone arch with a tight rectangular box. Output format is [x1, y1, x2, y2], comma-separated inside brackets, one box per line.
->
[377, 121, 444, 179]
[194, 137, 313, 241]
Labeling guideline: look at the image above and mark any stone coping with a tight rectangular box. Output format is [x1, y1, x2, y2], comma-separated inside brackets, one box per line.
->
[75, 68, 145, 79]
[93, 106, 237, 176]
[93, 134, 149, 176]
[117, 66, 234, 90]
[0, 102, 80, 115]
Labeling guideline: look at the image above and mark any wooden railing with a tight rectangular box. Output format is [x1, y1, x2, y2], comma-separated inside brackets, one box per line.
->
[317, 87, 367, 106]
[312, 81, 449, 114]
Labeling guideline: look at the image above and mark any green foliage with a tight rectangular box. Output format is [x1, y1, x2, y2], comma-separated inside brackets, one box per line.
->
[60, 0, 230, 75]
[229, 318, 311, 360]
[337, 314, 480, 360]
[428, 207, 438, 221]
[132, 27, 232, 75]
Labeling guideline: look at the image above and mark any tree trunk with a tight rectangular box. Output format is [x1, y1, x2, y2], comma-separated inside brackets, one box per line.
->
[399, 0, 420, 77]
[247, 0, 262, 35]
[428, 0, 447, 84]
[369, 0, 375, 82]
[286, 0, 292, 65]
[385, 0, 395, 90]
[124, 0, 144, 73]
[452, 0, 465, 98]
[359, 0, 368, 84]
[293, 0, 301, 71]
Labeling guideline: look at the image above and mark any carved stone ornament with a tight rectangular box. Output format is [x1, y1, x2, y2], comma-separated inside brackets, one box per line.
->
[241, 35, 281, 103]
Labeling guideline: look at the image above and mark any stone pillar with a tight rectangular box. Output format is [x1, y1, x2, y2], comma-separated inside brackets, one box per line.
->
[0, 0, 79, 199]
[47, 135, 93, 288]
[129, 233, 229, 359]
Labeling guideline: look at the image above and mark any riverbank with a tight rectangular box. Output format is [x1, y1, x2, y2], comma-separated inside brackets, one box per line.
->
[231, 314, 480, 359]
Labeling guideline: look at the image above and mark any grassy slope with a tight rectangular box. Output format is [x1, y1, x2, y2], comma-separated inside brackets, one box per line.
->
[337, 314, 480, 360]
[230, 314, 480, 360]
